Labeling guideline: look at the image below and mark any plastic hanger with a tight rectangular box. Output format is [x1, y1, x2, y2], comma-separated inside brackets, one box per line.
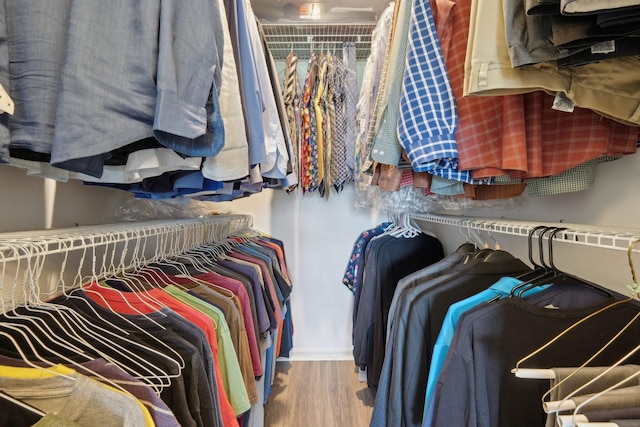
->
[507, 226, 559, 297]
[514, 227, 568, 297]
[533, 227, 614, 298]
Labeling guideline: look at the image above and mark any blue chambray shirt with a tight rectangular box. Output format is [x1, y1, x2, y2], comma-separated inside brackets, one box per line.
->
[230, 0, 268, 166]
[47, 0, 225, 177]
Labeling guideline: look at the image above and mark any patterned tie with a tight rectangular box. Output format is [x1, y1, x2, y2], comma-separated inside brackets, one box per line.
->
[301, 53, 318, 192]
[309, 55, 320, 192]
[325, 52, 337, 198]
[343, 42, 357, 181]
[332, 54, 349, 192]
[314, 54, 327, 195]
[283, 51, 300, 184]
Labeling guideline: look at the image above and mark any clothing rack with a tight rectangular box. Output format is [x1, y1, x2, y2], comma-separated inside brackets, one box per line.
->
[410, 213, 640, 254]
[0, 214, 253, 309]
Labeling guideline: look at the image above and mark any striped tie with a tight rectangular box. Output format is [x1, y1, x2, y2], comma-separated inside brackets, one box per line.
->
[283, 52, 300, 183]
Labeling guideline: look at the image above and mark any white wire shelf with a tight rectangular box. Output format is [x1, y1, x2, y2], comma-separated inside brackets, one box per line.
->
[261, 22, 376, 60]
[0, 214, 252, 263]
[411, 213, 640, 253]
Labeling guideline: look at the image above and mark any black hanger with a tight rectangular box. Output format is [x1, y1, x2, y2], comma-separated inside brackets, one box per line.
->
[514, 227, 565, 297]
[524, 226, 614, 298]
[508, 226, 558, 297]
[516, 225, 549, 277]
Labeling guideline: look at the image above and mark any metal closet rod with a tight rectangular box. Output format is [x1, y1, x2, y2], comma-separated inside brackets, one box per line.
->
[0, 214, 253, 262]
[410, 213, 640, 253]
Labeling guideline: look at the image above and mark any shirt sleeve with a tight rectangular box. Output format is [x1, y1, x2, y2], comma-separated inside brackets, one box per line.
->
[396, 0, 460, 175]
[153, 0, 225, 157]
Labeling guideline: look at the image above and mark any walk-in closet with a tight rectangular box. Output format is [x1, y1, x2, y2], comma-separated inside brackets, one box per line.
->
[1, 0, 640, 426]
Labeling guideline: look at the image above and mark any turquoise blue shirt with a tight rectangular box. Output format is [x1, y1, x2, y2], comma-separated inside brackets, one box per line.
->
[423, 277, 550, 414]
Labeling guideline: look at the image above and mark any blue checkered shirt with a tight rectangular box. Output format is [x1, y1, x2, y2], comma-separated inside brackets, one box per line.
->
[397, 0, 472, 183]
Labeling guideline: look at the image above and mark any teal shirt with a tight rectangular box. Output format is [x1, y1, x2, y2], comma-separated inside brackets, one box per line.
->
[423, 277, 550, 413]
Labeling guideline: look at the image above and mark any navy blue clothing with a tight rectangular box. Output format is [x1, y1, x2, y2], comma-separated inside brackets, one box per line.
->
[352, 232, 444, 388]
[431, 284, 640, 427]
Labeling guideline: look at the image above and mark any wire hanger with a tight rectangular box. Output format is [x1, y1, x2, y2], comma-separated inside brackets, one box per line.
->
[511, 239, 639, 381]
[542, 238, 640, 425]
[0, 389, 45, 417]
[48, 234, 178, 392]
[61, 232, 185, 387]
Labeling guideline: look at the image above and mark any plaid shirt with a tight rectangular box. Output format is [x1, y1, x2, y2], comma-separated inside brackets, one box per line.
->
[433, 0, 638, 181]
[397, 0, 472, 183]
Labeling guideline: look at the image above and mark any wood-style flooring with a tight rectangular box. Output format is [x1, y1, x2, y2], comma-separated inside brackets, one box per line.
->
[264, 360, 375, 427]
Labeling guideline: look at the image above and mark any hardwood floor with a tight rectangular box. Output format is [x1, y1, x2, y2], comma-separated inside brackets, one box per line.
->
[264, 360, 375, 427]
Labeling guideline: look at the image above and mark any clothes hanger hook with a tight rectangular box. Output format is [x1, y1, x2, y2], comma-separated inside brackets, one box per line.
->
[547, 227, 568, 272]
[528, 225, 548, 269]
[627, 238, 640, 296]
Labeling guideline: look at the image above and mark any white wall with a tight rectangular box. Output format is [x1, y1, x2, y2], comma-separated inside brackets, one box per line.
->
[0, 164, 132, 232]
[215, 185, 384, 360]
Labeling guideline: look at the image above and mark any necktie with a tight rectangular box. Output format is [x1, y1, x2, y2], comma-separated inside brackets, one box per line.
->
[283, 52, 300, 183]
[325, 53, 337, 198]
[314, 54, 327, 195]
[300, 54, 317, 192]
[332, 54, 350, 192]
[343, 42, 357, 178]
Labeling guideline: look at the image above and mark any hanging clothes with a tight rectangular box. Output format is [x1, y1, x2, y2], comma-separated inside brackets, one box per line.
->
[371, 248, 533, 427]
[0, 225, 294, 427]
[349, 218, 445, 389]
[428, 284, 640, 427]
[356, 0, 639, 212]
[1, 1, 301, 201]
[361, 232, 640, 427]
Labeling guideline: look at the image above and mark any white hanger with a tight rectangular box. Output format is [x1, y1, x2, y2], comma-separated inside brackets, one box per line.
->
[0, 83, 14, 115]
[575, 423, 619, 427]
[61, 232, 184, 388]
[39, 235, 178, 392]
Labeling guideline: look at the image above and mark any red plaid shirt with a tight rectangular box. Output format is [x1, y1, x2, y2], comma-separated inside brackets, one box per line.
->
[432, 0, 637, 180]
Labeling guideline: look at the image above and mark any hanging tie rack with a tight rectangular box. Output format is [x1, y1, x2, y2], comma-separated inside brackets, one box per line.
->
[410, 213, 640, 254]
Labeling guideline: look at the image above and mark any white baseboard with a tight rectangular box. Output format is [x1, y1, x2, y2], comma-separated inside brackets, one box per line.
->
[282, 348, 354, 361]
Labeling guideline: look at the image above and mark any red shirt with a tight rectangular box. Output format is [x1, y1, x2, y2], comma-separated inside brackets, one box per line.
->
[83, 282, 239, 427]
